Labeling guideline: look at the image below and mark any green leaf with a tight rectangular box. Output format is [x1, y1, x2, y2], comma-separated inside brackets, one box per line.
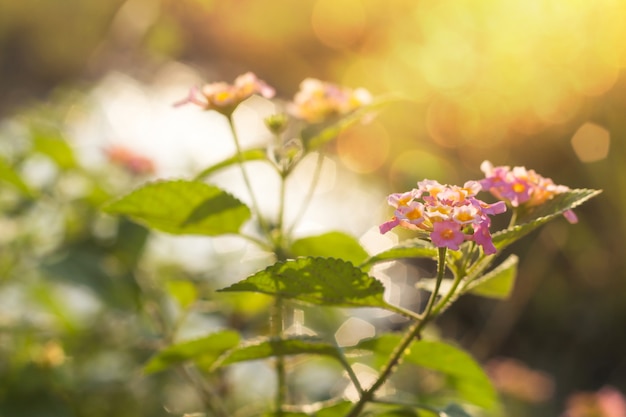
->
[314, 401, 354, 417]
[143, 330, 240, 374]
[219, 257, 393, 309]
[360, 239, 438, 271]
[31, 127, 77, 169]
[166, 280, 198, 308]
[303, 96, 397, 151]
[354, 336, 498, 411]
[465, 254, 518, 299]
[212, 337, 342, 370]
[102, 179, 251, 235]
[493, 188, 601, 250]
[291, 232, 369, 265]
[441, 403, 473, 417]
[194, 148, 269, 181]
[0, 157, 33, 196]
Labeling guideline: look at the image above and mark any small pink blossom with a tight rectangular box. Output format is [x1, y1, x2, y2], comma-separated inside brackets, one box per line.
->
[430, 220, 465, 250]
[380, 179, 506, 254]
[175, 72, 275, 115]
[481, 160, 578, 224]
[106, 145, 155, 175]
[288, 78, 372, 123]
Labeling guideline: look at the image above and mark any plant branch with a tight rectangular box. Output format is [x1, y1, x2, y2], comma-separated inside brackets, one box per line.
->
[345, 248, 447, 417]
[227, 115, 271, 236]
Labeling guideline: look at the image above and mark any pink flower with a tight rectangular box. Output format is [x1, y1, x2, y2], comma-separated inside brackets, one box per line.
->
[480, 160, 578, 224]
[380, 179, 506, 254]
[175, 72, 275, 115]
[106, 145, 155, 175]
[288, 78, 372, 123]
[430, 220, 465, 251]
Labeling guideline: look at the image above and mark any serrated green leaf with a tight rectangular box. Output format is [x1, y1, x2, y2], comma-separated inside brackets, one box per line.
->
[194, 148, 269, 181]
[0, 157, 33, 196]
[493, 188, 601, 250]
[360, 239, 438, 271]
[303, 96, 397, 151]
[103, 179, 251, 235]
[291, 232, 369, 265]
[144, 330, 240, 374]
[354, 336, 498, 411]
[212, 337, 342, 371]
[219, 257, 392, 309]
[465, 255, 518, 299]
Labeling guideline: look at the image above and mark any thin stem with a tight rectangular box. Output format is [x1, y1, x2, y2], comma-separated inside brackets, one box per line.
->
[508, 207, 518, 228]
[271, 297, 287, 415]
[227, 115, 271, 236]
[421, 247, 447, 319]
[346, 248, 447, 417]
[237, 232, 274, 251]
[286, 152, 325, 236]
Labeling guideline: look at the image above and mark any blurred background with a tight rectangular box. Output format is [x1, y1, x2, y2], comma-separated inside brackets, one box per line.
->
[0, 0, 625, 416]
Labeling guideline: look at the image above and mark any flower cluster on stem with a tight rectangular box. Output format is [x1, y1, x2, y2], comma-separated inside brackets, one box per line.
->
[175, 72, 275, 116]
[288, 78, 373, 123]
[480, 160, 578, 223]
[380, 179, 507, 254]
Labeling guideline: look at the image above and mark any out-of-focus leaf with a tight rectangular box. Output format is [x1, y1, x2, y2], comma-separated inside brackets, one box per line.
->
[354, 336, 498, 411]
[441, 403, 473, 417]
[0, 157, 33, 196]
[291, 232, 369, 265]
[144, 330, 240, 374]
[219, 257, 393, 309]
[102, 179, 251, 235]
[315, 401, 354, 417]
[493, 188, 601, 250]
[166, 280, 197, 308]
[212, 337, 342, 370]
[31, 127, 77, 169]
[303, 96, 397, 151]
[465, 254, 518, 299]
[194, 148, 269, 181]
[360, 239, 437, 271]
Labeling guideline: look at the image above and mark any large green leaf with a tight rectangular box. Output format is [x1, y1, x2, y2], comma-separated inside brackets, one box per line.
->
[144, 330, 240, 374]
[219, 257, 393, 309]
[291, 232, 369, 265]
[464, 254, 518, 299]
[360, 239, 438, 271]
[493, 188, 601, 250]
[194, 148, 269, 181]
[212, 337, 342, 370]
[303, 96, 397, 151]
[102, 179, 251, 235]
[0, 157, 33, 196]
[354, 336, 498, 411]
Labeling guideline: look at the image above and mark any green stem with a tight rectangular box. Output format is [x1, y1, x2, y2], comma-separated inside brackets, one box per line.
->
[271, 297, 287, 415]
[508, 207, 518, 228]
[345, 248, 447, 417]
[227, 115, 271, 236]
[286, 152, 325, 236]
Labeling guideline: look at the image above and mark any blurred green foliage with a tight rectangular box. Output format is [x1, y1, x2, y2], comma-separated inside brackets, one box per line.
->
[1, 0, 626, 416]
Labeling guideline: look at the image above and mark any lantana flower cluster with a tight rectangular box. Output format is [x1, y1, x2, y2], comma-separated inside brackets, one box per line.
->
[380, 179, 507, 254]
[288, 78, 373, 123]
[176, 72, 275, 115]
[480, 160, 578, 223]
